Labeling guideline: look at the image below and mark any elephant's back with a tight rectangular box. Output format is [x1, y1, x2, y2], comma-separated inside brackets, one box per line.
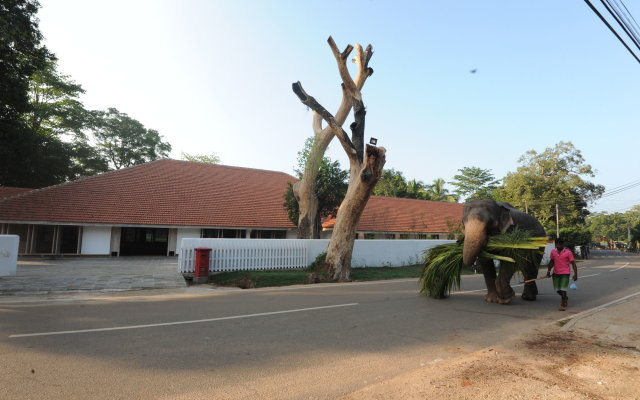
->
[509, 208, 546, 237]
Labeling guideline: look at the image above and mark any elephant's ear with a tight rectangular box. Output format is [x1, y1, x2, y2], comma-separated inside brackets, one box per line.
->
[499, 205, 514, 233]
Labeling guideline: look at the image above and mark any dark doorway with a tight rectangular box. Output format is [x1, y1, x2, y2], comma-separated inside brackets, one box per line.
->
[59, 226, 79, 254]
[34, 225, 55, 253]
[120, 227, 169, 255]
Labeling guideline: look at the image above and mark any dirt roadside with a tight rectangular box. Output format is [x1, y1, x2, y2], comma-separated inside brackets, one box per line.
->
[341, 295, 640, 400]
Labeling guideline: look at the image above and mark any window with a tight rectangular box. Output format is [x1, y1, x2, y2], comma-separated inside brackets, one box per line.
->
[202, 229, 246, 238]
[250, 230, 286, 239]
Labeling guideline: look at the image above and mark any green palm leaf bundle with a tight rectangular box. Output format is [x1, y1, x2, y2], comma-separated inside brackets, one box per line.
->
[419, 229, 547, 299]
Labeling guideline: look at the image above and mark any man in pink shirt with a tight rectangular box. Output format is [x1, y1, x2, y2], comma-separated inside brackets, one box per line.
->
[546, 238, 578, 311]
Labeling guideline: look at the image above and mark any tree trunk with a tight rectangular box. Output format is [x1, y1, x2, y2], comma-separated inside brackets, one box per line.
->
[325, 145, 385, 281]
[293, 131, 333, 239]
[293, 177, 320, 239]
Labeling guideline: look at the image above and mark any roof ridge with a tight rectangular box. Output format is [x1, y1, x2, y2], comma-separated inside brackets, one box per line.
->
[370, 195, 462, 205]
[158, 159, 297, 178]
[0, 187, 36, 203]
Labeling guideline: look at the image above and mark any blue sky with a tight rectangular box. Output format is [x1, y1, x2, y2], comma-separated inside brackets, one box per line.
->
[37, 0, 639, 213]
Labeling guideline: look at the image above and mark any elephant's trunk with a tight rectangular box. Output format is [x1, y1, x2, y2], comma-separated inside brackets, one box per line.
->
[463, 219, 488, 267]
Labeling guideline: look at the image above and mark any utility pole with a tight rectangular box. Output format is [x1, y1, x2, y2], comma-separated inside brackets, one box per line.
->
[556, 203, 560, 238]
[524, 200, 528, 214]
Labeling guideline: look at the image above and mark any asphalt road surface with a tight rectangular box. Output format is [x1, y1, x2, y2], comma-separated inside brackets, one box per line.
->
[1, 250, 638, 399]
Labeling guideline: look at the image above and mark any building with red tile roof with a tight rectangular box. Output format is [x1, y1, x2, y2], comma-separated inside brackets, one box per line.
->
[0, 160, 297, 255]
[322, 196, 463, 240]
[0, 159, 464, 256]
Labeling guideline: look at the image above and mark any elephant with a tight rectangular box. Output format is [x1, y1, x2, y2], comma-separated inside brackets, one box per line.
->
[462, 199, 546, 304]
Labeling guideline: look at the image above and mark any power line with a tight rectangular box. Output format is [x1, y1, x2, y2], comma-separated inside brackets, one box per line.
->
[599, 179, 640, 198]
[614, 0, 640, 40]
[584, 0, 640, 64]
[600, 0, 640, 50]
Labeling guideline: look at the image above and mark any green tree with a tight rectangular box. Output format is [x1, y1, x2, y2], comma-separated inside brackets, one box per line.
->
[427, 178, 458, 202]
[0, 0, 56, 187]
[25, 60, 108, 180]
[284, 137, 348, 237]
[450, 167, 500, 201]
[0, 0, 52, 119]
[587, 212, 629, 242]
[406, 178, 430, 200]
[495, 142, 604, 230]
[91, 108, 172, 169]
[27, 59, 88, 137]
[586, 205, 640, 246]
[373, 169, 408, 198]
[181, 152, 220, 164]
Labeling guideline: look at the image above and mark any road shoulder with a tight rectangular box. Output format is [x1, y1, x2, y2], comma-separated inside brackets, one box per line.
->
[340, 293, 640, 400]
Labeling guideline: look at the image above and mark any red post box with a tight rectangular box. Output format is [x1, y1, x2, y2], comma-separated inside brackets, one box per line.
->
[193, 247, 212, 283]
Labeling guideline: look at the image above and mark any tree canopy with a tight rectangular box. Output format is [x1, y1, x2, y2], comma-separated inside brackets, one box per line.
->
[181, 152, 220, 164]
[495, 142, 604, 230]
[0, 0, 52, 119]
[450, 167, 500, 201]
[427, 178, 458, 202]
[587, 206, 640, 245]
[88, 108, 172, 170]
[373, 170, 457, 202]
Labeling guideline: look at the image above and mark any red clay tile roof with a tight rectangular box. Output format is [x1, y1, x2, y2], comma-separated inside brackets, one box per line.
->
[323, 196, 463, 233]
[0, 160, 297, 228]
[0, 187, 32, 199]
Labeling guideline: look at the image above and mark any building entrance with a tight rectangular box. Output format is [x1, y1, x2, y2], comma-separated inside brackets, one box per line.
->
[120, 227, 168, 255]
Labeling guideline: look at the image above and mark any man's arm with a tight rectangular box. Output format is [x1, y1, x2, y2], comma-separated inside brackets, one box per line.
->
[546, 259, 554, 276]
[572, 261, 578, 281]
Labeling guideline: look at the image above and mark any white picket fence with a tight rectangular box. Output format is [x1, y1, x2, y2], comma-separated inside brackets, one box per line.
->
[178, 238, 455, 273]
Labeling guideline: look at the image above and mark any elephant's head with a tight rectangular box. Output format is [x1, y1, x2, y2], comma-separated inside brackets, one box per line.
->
[462, 199, 514, 267]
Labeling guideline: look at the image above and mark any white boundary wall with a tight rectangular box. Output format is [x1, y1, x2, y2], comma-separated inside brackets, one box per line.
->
[178, 239, 454, 273]
[0, 235, 19, 276]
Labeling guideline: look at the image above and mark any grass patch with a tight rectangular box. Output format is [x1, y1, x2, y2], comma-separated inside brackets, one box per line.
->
[209, 264, 476, 289]
[209, 269, 314, 289]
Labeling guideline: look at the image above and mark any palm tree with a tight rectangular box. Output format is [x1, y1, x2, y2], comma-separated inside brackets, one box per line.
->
[427, 178, 458, 202]
[406, 179, 430, 200]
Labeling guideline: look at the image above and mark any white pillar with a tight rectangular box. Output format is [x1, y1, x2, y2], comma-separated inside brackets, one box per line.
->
[0, 235, 19, 276]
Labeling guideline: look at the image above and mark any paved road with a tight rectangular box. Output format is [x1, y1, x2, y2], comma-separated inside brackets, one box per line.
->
[1, 251, 638, 399]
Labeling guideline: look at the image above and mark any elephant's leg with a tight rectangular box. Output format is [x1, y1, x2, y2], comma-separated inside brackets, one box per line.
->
[479, 259, 499, 303]
[495, 261, 516, 304]
[521, 253, 543, 301]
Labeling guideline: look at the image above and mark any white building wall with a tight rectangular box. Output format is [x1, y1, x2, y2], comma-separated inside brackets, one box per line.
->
[176, 228, 201, 252]
[110, 227, 121, 255]
[80, 226, 112, 255]
[167, 228, 178, 255]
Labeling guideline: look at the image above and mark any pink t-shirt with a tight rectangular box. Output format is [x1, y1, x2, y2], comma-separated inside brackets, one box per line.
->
[550, 248, 575, 274]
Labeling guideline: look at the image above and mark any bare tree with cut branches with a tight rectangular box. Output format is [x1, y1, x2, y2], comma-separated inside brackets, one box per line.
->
[293, 36, 385, 281]
[291, 37, 377, 240]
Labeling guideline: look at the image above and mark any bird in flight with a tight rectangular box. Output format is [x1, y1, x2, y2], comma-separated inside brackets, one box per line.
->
[470, 69, 477, 74]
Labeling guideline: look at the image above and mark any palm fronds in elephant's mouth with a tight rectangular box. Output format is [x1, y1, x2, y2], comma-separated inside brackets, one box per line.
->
[419, 230, 547, 299]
